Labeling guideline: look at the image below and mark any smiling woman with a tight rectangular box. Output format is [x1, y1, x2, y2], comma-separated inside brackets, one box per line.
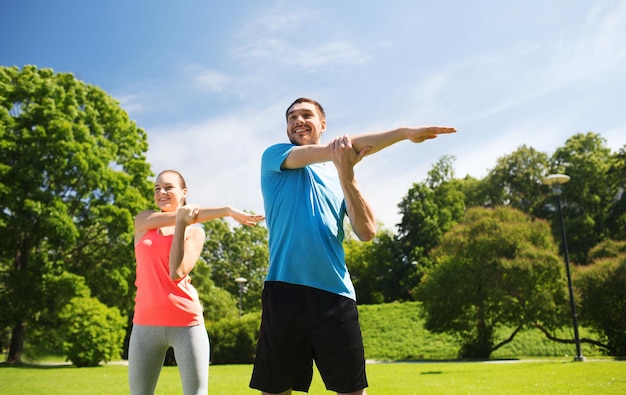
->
[129, 169, 264, 394]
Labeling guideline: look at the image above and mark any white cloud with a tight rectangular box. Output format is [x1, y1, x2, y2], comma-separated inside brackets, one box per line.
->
[114, 94, 145, 114]
[550, 0, 626, 86]
[194, 68, 232, 93]
[231, 3, 370, 71]
[144, 103, 285, 216]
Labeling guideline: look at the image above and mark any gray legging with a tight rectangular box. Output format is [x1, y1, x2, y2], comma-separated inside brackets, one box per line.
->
[128, 324, 210, 395]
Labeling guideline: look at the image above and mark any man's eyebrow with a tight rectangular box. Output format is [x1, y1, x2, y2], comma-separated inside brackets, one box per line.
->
[287, 108, 313, 116]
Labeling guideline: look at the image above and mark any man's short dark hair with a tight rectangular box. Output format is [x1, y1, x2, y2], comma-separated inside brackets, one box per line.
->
[285, 97, 326, 121]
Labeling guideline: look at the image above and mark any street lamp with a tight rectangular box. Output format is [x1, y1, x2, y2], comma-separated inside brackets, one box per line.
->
[234, 277, 248, 317]
[542, 174, 584, 362]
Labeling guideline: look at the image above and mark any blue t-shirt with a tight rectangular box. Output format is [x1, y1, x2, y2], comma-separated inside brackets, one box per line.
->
[260, 143, 356, 300]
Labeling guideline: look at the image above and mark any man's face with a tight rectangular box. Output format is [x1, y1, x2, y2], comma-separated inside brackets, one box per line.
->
[286, 102, 326, 146]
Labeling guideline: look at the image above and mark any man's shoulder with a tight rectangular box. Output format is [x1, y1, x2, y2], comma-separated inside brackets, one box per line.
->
[262, 143, 295, 168]
[263, 143, 294, 155]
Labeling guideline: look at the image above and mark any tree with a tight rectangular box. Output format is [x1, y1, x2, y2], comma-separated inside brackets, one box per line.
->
[607, 146, 626, 240]
[481, 145, 550, 216]
[396, 156, 465, 277]
[188, 257, 240, 324]
[22, 271, 91, 360]
[0, 65, 152, 363]
[548, 132, 614, 264]
[201, 218, 269, 313]
[345, 225, 412, 303]
[457, 174, 490, 209]
[575, 240, 626, 356]
[415, 207, 569, 358]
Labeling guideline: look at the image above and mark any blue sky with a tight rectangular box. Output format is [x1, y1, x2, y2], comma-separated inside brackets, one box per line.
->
[3, 0, 626, 230]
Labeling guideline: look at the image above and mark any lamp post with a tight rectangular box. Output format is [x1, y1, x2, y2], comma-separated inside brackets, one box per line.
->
[542, 174, 584, 361]
[234, 277, 248, 317]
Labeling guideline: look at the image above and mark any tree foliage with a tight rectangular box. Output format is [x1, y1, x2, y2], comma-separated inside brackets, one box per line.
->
[415, 207, 568, 358]
[188, 256, 240, 324]
[0, 65, 152, 363]
[607, 147, 626, 240]
[396, 156, 466, 278]
[345, 226, 411, 303]
[575, 240, 626, 355]
[480, 145, 550, 215]
[201, 218, 269, 313]
[208, 312, 261, 364]
[23, 271, 91, 359]
[548, 132, 615, 264]
[58, 296, 126, 367]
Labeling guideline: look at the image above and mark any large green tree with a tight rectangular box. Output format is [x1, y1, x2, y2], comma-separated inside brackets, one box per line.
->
[415, 207, 569, 358]
[548, 132, 614, 264]
[396, 155, 465, 277]
[0, 66, 152, 363]
[480, 145, 550, 216]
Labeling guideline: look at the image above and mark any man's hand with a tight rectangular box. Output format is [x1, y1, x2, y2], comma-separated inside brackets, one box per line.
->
[330, 135, 371, 174]
[402, 126, 456, 143]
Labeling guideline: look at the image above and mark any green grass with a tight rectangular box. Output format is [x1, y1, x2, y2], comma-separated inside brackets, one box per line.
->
[1, 359, 625, 394]
[4, 301, 618, 393]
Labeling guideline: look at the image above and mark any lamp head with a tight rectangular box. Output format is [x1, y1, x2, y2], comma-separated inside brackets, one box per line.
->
[542, 174, 570, 196]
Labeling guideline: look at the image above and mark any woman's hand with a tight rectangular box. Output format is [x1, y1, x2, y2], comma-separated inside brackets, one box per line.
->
[229, 208, 265, 226]
[177, 204, 200, 226]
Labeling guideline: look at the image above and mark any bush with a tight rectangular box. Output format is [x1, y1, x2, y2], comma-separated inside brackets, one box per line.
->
[208, 312, 260, 364]
[58, 297, 126, 367]
[24, 272, 92, 360]
[576, 253, 626, 356]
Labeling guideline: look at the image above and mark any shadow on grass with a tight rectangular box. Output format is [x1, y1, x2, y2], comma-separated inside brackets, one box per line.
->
[370, 358, 522, 364]
[0, 361, 81, 370]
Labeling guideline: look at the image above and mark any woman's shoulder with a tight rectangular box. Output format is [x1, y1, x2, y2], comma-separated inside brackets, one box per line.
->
[135, 209, 157, 220]
[186, 224, 206, 239]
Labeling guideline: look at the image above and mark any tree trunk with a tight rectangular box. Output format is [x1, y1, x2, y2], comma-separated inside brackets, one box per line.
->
[6, 321, 26, 364]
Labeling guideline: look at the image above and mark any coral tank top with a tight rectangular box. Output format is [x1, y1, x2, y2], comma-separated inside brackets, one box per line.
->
[133, 228, 203, 326]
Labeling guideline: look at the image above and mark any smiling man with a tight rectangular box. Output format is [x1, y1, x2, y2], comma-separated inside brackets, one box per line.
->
[250, 97, 456, 395]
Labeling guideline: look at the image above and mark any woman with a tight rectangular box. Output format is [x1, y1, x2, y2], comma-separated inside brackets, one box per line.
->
[129, 169, 264, 395]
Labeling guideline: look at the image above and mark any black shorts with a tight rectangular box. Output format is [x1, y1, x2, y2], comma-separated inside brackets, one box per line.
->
[249, 281, 368, 393]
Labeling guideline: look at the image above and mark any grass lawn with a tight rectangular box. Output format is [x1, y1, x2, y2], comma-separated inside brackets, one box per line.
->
[1, 358, 625, 394]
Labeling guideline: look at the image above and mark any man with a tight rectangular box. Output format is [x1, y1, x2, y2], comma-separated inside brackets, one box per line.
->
[250, 97, 456, 395]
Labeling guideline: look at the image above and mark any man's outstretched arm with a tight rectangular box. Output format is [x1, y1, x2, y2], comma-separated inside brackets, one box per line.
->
[282, 126, 456, 169]
[350, 126, 456, 157]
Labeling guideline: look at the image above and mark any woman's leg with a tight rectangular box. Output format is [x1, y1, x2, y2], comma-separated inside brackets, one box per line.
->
[128, 325, 170, 395]
[168, 325, 210, 395]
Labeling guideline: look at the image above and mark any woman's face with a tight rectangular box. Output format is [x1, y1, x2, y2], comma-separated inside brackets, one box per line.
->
[153, 172, 187, 212]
